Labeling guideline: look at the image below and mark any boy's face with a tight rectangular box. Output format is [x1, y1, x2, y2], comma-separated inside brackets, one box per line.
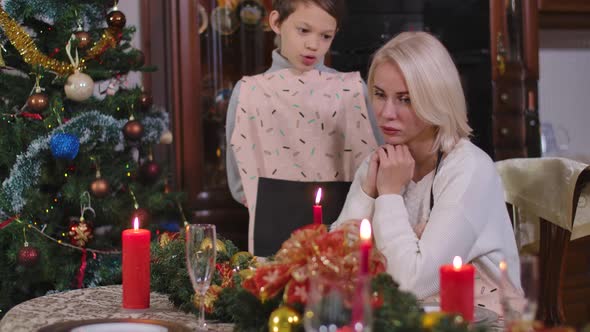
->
[269, 2, 337, 71]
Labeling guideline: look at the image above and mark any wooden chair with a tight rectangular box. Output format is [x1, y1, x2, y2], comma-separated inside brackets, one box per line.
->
[496, 157, 590, 326]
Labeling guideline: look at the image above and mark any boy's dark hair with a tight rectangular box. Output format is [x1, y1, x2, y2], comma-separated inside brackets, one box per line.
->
[272, 0, 346, 27]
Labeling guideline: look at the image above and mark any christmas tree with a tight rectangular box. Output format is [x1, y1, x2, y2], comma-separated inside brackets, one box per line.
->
[0, 0, 181, 317]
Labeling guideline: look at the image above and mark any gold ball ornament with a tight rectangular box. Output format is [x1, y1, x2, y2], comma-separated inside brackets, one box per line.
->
[64, 71, 94, 102]
[230, 251, 254, 269]
[422, 311, 447, 329]
[238, 268, 255, 280]
[268, 306, 301, 332]
[26, 92, 49, 113]
[200, 238, 228, 255]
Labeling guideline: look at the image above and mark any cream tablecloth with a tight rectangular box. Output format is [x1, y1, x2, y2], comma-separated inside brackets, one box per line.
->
[0, 285, 234, 332]
[496, 157, 590, 241]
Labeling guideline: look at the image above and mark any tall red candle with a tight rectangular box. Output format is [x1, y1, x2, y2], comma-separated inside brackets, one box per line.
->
[440, 256, 475, 321]
[122, 217, 151, 309]
[313, 188, 323, 225]
[359, 219, 372, 274]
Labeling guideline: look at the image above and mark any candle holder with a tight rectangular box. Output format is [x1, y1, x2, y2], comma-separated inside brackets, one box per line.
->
[304, 272, 373, 332]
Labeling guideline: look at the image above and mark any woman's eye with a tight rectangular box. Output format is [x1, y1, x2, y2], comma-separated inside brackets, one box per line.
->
[373, 91, 385, 99]
[322, 34, 333, 40]
[399, 96, 411, 105]
[297, 28, 309, 33]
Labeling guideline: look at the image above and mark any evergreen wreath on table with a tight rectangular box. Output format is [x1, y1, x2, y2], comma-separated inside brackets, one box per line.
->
[151, 223, 488, 332]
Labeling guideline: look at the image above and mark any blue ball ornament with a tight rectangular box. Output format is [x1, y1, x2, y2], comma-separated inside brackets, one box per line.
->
[50, 133, 80, 160]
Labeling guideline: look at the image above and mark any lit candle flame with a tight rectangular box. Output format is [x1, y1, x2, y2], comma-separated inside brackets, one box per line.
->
[499, 260, 507, 271]
[315, 188, 322, 205]
[133, 217, 140, 230]
[360, 219, 372, 240]
[453, 256, 462, 269]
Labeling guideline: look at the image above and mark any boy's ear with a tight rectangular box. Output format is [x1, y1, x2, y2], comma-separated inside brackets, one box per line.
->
[268, 10, 281, 35]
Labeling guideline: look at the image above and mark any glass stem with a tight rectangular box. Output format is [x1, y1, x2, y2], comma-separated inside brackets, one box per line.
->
[198, 293, 206, 328]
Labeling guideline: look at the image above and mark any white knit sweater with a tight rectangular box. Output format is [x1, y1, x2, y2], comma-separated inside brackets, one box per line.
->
[331, 139, 521, 306]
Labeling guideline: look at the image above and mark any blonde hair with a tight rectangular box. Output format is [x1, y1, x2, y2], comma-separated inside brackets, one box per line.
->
[367, 31, 472, 153]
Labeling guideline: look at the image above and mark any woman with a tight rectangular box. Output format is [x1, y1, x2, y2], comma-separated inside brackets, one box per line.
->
[331, 31, 521, 312]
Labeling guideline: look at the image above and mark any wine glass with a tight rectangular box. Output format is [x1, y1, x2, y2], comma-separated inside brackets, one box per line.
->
[304, 273, 372, 332]
[185, 224, 217, 330]
[501, 255, 539, 331]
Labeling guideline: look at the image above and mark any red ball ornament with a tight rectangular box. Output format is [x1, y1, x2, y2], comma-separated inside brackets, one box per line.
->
[139, 93, 153, 111]
[140, 160, 161, 183]
[131, 207, 151, 226]
[123, 119, 144, 141]
[18, 243, 40, 267]
[26, 93, 49, 113]
[69, 218, 94, 247]
[107, 10, 126, 29]
[74, 31, 92, 48]
[90, 178, 110, 198]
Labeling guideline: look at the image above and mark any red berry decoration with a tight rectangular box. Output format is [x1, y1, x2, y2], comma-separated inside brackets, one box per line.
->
[107, 10, 126, 29]
[18, 243, 40, 267]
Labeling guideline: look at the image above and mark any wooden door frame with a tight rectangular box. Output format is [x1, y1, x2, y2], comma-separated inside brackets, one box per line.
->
[141, 0, 204, 205]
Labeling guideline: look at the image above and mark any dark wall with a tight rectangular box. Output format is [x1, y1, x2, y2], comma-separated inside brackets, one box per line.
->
[329, 0, 494, 156]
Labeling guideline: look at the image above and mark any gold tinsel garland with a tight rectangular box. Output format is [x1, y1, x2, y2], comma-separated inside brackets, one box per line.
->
[0, 7, 119, 76]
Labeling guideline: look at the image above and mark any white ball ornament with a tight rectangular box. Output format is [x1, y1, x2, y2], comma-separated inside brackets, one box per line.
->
[160, 130, 173, 144]
[64, 70, 95, 102]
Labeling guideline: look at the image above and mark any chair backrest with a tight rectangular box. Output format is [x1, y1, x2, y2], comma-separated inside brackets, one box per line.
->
[497, 158, 590, 326]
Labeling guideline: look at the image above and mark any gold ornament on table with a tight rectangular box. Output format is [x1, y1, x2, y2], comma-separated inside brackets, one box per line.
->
[200, 237, 228, 255]
[0, 7, 119, 76]
[268, 305, 301, 332]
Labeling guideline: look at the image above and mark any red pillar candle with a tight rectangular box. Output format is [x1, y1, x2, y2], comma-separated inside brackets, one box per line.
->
[313, 188, 323, 225]
[122, 217, 151, 309]
[440, 256, 475, 321]
[359, 219, 372, 274]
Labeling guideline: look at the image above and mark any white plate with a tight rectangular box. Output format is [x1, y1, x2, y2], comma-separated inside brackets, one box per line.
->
[71, 322, 168, 332]
[38, 319, 190, 332]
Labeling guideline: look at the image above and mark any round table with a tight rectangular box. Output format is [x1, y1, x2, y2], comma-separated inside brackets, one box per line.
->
[0, 285, 233, 331]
